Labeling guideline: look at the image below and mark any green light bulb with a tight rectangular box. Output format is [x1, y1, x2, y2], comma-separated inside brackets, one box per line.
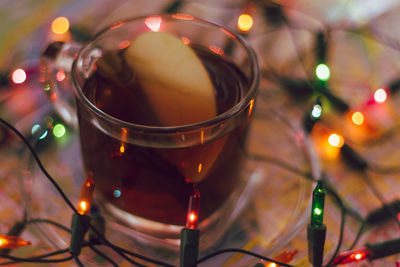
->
[53, 124, 66, 138]
[311, 180, 325, 226]
[315, 64, 330, 81]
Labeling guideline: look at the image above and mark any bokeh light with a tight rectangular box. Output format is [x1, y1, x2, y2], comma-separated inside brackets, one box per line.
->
[315, 64, 330, 81]
[351, 111, 364, 126]
[328, 133, 344, 148]
[374, 88, 387, 103]
[237, 14, 253, 32]
[56, 70, 66, 82]
[311, 104, 322, 118]
[113, 189, 121, 198]
[145, 16, 162, 32]
[53, 123, 66, 138]
[51, 17, 70, 34]
[12, 68, 27, 84]
[31, 124, 41, 135]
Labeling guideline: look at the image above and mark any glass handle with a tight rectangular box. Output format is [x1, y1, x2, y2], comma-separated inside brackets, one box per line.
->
[40, 41, 82, 129]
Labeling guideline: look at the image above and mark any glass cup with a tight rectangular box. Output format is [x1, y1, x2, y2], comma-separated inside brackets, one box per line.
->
[40, 14, 260, 250]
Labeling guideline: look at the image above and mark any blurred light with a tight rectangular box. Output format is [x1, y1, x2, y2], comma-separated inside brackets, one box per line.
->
[315, 64, 330, 81]
[12, 68, 27, 84]
[314, 207, 322, 215]
[237, 14, 253, 32]
[328, 133, 344, 148]
[209, 45, 224, 55]
[44, 83, 51, 91]
[266, 263, 277, 267]
[77, 175, 94, 215]
[113, 189, 121, 198]
[79, 201, 87, 212]
[51, 17, 70, 34]
[187, 211, 198, 227]
[145, 16, 162, 32]
[374, 88, 387, 103]
[351, 111, 364, 126]
[171, 14, 194, 21]
[311, 104, 322, 118]
[31, 124, 41, 135]
[53, 124, 66, 138]
[248, 99, 255, 117]
[198, 163, 202, 173]
[118, 40, 130, 50]
[0, 236, 31, 249]
[332, 247, 371, 265]
[120, 144, 125, 153]
[38, 130, 48, 140]
[56, 70, 66, 81]
[181, 36, 191, 45]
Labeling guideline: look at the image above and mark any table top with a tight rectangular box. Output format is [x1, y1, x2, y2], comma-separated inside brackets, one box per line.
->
[1, 0, 400, 266]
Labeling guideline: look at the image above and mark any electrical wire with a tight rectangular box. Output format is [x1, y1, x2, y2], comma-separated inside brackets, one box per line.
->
[322, 183, 346, 267]
[88, 245, 118, 267]
[0, 117, 174, 267]
[197, 248, 294, 266]
[74, 255, 84, 267]
[363, 171, 400, 228]
[348, 220, 367, 250]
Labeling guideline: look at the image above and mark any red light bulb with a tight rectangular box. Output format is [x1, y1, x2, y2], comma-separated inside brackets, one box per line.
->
[77, 174, 95, 215]
[186, 187, 200, 229]
[332, 247, 371, 265]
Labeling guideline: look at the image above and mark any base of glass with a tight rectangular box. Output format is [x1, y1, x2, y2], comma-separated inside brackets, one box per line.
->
[96, 166, 264, 252]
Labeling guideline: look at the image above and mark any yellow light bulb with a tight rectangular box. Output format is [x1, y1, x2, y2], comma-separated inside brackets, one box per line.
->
[328, 133, 344, 148]
[51, 17, 70, 34]
[238, 14, 253, 32]
[351, 111, 364, 126]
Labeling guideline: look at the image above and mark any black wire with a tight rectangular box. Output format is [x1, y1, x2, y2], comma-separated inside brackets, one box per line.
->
[197, 248, 294, 266]
[0, 253, 74, 263]
[0, 249, 70, 265]
[116, 246, 174, 267]
[74, 254, 85, 267]
[0, 117, 167, 266]
[322, 186, 346, 267]
[245, 152, 314, 181]
[348, 220, 367, 250]
[363, 171, 400, 228]
[0, 117, 77, 214]
[88, 245, 118, 267]
[322, 177, 363, 222]
[26, 218, 71, 233]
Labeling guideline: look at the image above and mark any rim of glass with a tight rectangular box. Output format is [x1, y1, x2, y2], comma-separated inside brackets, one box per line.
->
[71, 14, 260, 133]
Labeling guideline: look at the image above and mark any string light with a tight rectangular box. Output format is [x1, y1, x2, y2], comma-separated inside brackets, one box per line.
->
[0, 236, 31, 249]
[307, 180, 326, 267]
[332, 247, 371, 265]
[351, 111, 364, 126]
[76, 175, 95, 215]
[265, 250, 298, 266]
[328, 133, 344, 148]
[180, 187, 200, 267]
[311, 103, 322, 119]
[238, 14, 254, 32]
[311, 180, 325, 226]
[51, 17, 70, 34]
[374, 88, 387, 103]
[52, 123, 66, 138]
[315, 64, 330, 81]
[11, 68, 27, 84]
[186, 187, 200, 229]
[303, 97, 322, 133]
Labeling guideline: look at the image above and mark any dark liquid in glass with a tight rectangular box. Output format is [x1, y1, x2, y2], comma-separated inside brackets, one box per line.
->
[78, 48, 250, 225]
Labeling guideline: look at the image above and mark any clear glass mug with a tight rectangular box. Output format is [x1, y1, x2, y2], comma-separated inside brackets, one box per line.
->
[40, 14, 260, 250]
